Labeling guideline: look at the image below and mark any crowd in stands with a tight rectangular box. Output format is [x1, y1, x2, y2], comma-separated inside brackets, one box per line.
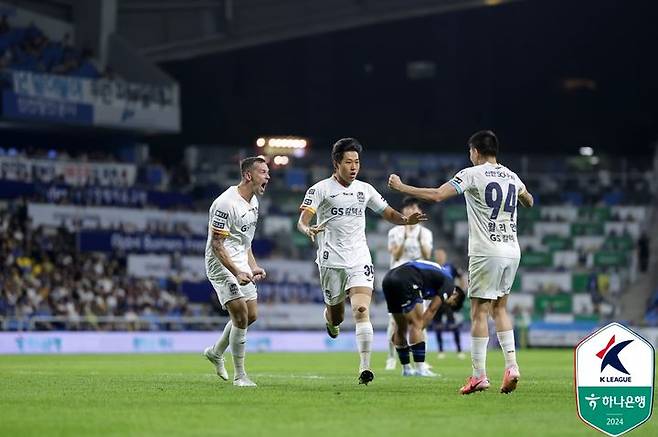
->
[0, 15, 107, 79]
[0, 203, 197, 330]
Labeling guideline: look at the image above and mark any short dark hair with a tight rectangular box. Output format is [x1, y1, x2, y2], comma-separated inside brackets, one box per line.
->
[331, 138, 362, 165]
[240, 156, 266, 176]
[402, 196, 422, 210]
[468, 130, 498, 157]
[450, 286, 466, 312]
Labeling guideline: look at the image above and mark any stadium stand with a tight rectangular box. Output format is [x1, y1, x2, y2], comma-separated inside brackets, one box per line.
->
[0, 15, 103, 78]
[1, 145, 655, 332]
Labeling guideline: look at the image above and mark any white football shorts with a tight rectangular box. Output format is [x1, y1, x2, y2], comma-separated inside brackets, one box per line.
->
[209, 275, 258, 308]
[468, 256, 520, 300]
[319, 264, 374, 306]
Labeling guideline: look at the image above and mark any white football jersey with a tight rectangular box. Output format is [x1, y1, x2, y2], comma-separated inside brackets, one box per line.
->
[300, 177, 388, 268]
[205, 186, 259, 281]
[387, 225, 433, 268]
[449, 162, 526, 259]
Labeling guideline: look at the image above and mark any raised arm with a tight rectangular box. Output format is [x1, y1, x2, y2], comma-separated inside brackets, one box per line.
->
[388, 174, 459, 203]
[518, 189, 534, 208]
[381, 206, 427, 226]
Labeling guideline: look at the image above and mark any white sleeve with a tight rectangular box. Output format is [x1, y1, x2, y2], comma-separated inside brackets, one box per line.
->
[421, 227, 433, 251]
[388, 228, 403, 251]
[365, 183, 388, 214]
[449, 168, 474, 195]
[299, 183, 323, 214]
[209, 199, 232, 236]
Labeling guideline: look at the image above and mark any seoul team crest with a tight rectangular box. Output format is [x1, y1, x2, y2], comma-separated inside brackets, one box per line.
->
[575, 322, 655, 436]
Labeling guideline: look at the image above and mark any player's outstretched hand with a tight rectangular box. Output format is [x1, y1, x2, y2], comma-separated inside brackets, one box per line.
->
[236, 271, 253, 285]
[252, 266, 267, 282]
[406, 212, 428, 225]
[306, 225, 325, 243]
[388, 174, 403, 191]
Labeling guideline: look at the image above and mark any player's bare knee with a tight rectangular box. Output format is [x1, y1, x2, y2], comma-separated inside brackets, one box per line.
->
[491, 304, 506, 318]
[232, 312, 249, 328]
[352, 306, 369, 321]
[233, 319, 248, 329]
[394, 331, 407, 346]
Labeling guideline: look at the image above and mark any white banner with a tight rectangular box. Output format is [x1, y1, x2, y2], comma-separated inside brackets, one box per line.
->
[7, 71, 180, 132]
[11, 70, 178, 110]
[0, 330, 471, 354]
[93, 103, 180, 132]
[127, 254, 171, 278]
[0, 156, 137, 186]
[180, 256, 206, 281]
[28, 203, 208, 234]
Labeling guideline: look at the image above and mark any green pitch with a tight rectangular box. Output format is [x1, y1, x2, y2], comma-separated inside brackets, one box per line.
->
[1, 349, 655, 437]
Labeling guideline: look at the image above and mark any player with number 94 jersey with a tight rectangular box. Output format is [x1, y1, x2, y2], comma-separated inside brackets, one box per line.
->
[387, 130, 534, 396]
[449, 160, 526, 259]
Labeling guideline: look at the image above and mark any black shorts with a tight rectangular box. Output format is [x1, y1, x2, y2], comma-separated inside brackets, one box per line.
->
[381, 267, 423, 314]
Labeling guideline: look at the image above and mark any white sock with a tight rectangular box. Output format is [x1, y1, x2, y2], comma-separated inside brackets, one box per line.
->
[355, 321, 374, 371]
[386, 316, 396, 360]
[212, 320, 232, 356]
[229, 327, 247, 379]
[413, 361, 427, 371]
[471, 337, 489, 378]
[497, 330, 517, 369]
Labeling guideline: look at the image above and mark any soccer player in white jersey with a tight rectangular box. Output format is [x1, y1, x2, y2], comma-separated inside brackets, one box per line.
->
[297, 138, 427, 385]
[202, 156, 270, 387]
[385, 197, 433, 373]
[388, 130, 534, 395]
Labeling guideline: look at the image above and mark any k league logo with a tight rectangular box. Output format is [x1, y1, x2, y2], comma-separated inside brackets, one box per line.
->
[575, 322, 655, 436]
[597, 335, 633, 380]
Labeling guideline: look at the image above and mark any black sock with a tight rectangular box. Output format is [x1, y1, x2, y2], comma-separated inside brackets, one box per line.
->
[395, 345, 411, 365]
[411, 341, 426, 363]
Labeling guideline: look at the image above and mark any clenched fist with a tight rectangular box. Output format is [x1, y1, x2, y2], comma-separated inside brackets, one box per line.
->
[388, 174, 403, 191]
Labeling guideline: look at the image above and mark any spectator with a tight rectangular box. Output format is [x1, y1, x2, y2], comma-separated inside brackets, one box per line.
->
[638, 232, 650, 273]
